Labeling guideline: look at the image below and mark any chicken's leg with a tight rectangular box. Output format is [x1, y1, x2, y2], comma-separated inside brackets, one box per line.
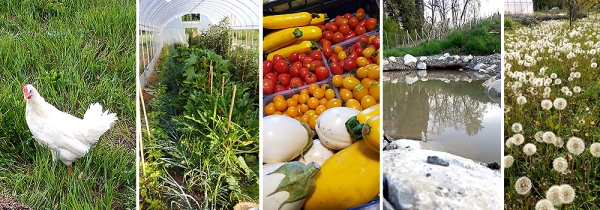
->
[68, 165, 73, 175]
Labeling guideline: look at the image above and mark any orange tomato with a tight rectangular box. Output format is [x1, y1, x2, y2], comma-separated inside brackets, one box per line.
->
[307, 97, 320, 109]
[299, 94, 310, 104]
[264, 103, 276, 115]
[308, 84, 320, 95]
[273, 95, 285, 102]
[309, 114, 319, 130]
[315, 105, 327, 115]
[325, 98, 343, 109]
[300, 114, 310, 124]
[333, 45, 344, 54]
[339, 88, 353, 102]
[352, 84, 369, 101]
[300, 89, 309, 96]
[286, 106, 299, 117]
[332, 75, 344, 87]
[356, 67, 369, 79]
[319, 98, 328, 105]
[338, 51, 347, 61]
[362, 47, 375, 59]
[298, 104, 309, 113]
[367, 67, 380, 80]
[361, 78, 375, 88]
[342, 75, 361, 90]
[292, 94, 300, 102]
[322, 83, 332, 90]
[345, 99, 362, 111]
[313, 88, 325, 99]
[356, 57, 369, 67]
[370, 82, 380, 102]
[273, 111, 283, 115]
[360, 95, 377, 109]
[286, 98, 298, 108]
[324, 89, 336, 100]
[274, 100, 287, 111]
[304, 110, 316, 117]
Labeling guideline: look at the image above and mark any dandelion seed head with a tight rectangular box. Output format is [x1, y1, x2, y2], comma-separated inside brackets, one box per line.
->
[573, 86, 581, 93]
[541, 99, 553, 110]
[550, 73, 558, 79]
[513, 134, 525, 145]
[590, 143, 600, 157]
[553, 157, 568, 173]
[517, 96, 527, 105]
[544, 87, 551, 93]
[512, 123, 523, 133]
[554, 137, 564, 148]
[554, 98, 567, 110]
[506, 138, 515, 148]
[543, 132, 556, 144]
[515, 176, 532, 195]
[592, 62, 598, 68]
[546, 185, 563, 206]
[523, 143, 537, 156]
[504, 155, 514, 168]
[566, 91, 572, 97]
[567, 137, 585, 155]
[560, 184, 575, 204]
[554, 78, 562, 85]
[535, 131, 544, 142]
[535, 199, 555, 210]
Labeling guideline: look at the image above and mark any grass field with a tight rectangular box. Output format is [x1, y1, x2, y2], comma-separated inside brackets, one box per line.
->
[0, 0, 135, 209]
[384, 15, 501, 57]
[504, 16, 600, 209]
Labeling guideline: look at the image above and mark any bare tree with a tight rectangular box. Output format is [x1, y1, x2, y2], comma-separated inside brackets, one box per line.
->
[563, 0, 599, 27]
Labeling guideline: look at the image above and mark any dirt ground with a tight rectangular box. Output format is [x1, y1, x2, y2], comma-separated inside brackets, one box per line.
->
[0, 197, 31, 210]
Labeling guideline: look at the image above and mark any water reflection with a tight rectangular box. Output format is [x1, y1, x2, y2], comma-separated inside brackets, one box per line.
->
[383, 79, 501, 163]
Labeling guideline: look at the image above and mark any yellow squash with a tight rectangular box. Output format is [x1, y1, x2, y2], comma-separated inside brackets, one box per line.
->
[267, 41, 318, 60]
[345, 104, 380, 141]
[309, 13, 327, 25]
[362, 115, 381, 153]
[356, 104, 380, 123]
[263, 26, 322, 54]
[263, 12, 319, 29]
[303, 140, 380, 209]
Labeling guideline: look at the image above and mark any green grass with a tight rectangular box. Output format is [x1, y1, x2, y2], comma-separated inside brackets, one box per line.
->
[504, 15, 600, 209]
[384, 15, 501, 57]
[0, 0, 135, 209]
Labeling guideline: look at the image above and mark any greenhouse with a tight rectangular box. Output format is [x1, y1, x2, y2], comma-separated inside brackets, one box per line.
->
[138, 0, 260, 209]
[504, 0, 534, 15]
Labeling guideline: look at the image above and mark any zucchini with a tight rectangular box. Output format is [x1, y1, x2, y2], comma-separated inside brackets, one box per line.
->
[267, 41, 319, 61]
[309, 13, 328, 25]
[263, 12, 320, 29]
[263, 26, 322, 54]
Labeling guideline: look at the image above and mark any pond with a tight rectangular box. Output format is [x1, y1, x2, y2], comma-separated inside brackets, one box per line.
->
[383, 71, 501, 163]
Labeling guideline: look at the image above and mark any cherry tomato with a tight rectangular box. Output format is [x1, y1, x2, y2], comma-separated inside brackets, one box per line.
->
[298, 53, 308, 61]
[357, 35, 369, 45]
[300, 67, 310, 79]
[278, 73, 291, 87]
[329, 62, 344, 75]
[263, 79, 275, 94]
[339, 24, 351, 35]
[315, 66, 329, 81]
[322, 31, 334, 41]
[356, 57, 369, 67]
[263, 60, 273, 77]
[323, 46, 333, 58]
[274, 60, 289, 74]
[344, 59, 357, 72]
[289, 52, 299, 63]
[310, 51, 323, 61]
[325, 22, 338, 32]
[334, 18, 348, 27]
[359, 19, 367, 27]
[332, 32, 345, 44]
[355, 25, 366, 35]
[365, 18, 377, 31]
[305, 72, 318, 84]
[348, 16, 359, 29]
[338, 51, 347, 61]
[291, 61, 302, 68]
[371, 36, 381, 49]
[317, 24, 326, 31]
[289, 65, 301, 77]
[328, 55, 339, 64]
[302, 57, 314, 66]
[345, 32, 356, 40]
[264, 72, 278, 84]
[343, 13, 352, 19]
[290, 77, 303, 88]
[311, 60, 325, 69]
[346, 51, 358, 61]
[353, 46, 364, 56]
[272, 54, 284, 62]
[320, 39, 332, 48]
[356, 8, 365, 21]
[275, 84, 285, 93]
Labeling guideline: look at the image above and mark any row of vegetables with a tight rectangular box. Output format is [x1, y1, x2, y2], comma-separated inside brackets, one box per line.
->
[261, 5, 382, 210]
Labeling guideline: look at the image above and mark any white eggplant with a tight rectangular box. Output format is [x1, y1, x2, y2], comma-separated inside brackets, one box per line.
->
[263, 115, 314, 164]
[299, 139, 335, 166]
[262, 161, 320, 210]
[315, 107, 359, 150]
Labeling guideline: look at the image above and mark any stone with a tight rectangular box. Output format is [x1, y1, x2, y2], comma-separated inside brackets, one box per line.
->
[443, 53, 450, 57]
[417, 62, 427, 70]
[485, 80, 501, 100]
[403, 54, 417, 66]
[416, 69, 427, 77]
[419, 56, 427, 61]
[474, 63, 487, 70]
[382, 59, 390, 65]
[426, 156, 449, 166]
[462, 55, 473, 63]
[405, 73, 418, 84]
[388, 56, 397, 63]
[383, 148, 502, 210]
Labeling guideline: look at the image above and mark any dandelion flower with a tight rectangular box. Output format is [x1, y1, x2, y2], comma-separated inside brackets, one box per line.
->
[541, 99, 553, 110]
[553, 157, 568, 173]
[543, 131, 556, 144]
[561, 86, 569, 93]
[513, 134, 525, 145]
[560, 184, 575, 204]
[554, 137, 564, 148]
[543, 92, 550, 98]
[592, 62, 598, 68]
[566, 137, 585, 155]
[590, 143, 600, 157]
[550, 73, 558, 78]
[554, 98, 567, 110]
[517, 96, 527, 105]
[512, 123, 523, 133]
[535, 199, 555, 210]
[544, 87, 551, 93]
[565, 91, 572, 97]
[579, 119, 586, 125]
[504, 155, 514, 168]
[574, 72, 581, 78]
[515, 176, 532, 195]
[573, 86, 581, 93]
[554, 78, 562, 85]
[506, 138, 515, 148]
[546, 185, 563, 206]
[535, 131, 544, 142]
[523, 143, 537, 156]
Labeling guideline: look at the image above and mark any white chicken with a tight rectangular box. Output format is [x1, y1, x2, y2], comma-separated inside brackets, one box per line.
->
[23, 84, 117, 175]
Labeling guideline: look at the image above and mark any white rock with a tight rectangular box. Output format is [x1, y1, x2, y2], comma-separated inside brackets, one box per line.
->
[383, 148, 502, 210]
[403, 54, 417, 66]
[391, 78, 399, 83]
[486, 64, 497, 71]
[443, 53, 450, 57]
[453, 55, 460, 60]
[405, 73, 418, 84]
[462, 55, 473, 63]
[382, 59, 390, 65]
[474, 63, 487, 70]
[416, 69, 427, 77]
[389, 56, 397, 63]
[416, 62, 427, 70]
[437, 56, 446, 61]
[486, 80, 501, 99]
[419, 56, 427, 61]
[420, 77, 429, 81]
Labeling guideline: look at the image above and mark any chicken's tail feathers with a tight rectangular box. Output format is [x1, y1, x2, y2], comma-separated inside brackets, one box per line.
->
[83, 103, 117, 144]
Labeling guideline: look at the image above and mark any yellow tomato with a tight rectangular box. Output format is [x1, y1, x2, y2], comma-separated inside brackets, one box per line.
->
[315, 105, 327, 115]
[333, 45, 344, 54]
[332, 75, 344, 87]
[307, 97, 319, 109]
[356, 67, 369, 79]
[300, 89, 309, 96]
[308, 84, 320, 95]
[337, 51, 347, 61]
[274, 100, 287, 111]
[352, 84, 369, 101]
[369, 82, 380, 102]
[319, 98, 328, 105]
[356, 57, 368, 67]
[264, 103, 276, 115]
[325, 98, 343, 109]
[339, 88, 353, 102]
[345, 99, 362, 111]
[360, 95, 377, 109]
[299, 94, 310, 105]
[309, 114, 319, 130]
[298, 103, 309, 113]
[286, 98, 298, 108]
[324, 89, 336, 100]
[313, 88, 325, 99]
[273, 95, 285, 102]
[362, 47, 376, 59]
[286, 106, 299, 117]
[361, 78, 375, 88]
[342, 75, 360, 90]
[367, 66, 380, 80]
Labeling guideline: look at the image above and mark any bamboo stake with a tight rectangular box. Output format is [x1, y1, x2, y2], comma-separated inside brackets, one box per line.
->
[209, 60, 213, 95]
[242, 45, 248, 82]
[138, 77, 151, 174]
[227, 85, 237, 132]
[221, 76, 225, 96]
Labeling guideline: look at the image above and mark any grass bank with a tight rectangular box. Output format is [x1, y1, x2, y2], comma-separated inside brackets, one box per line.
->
[0, 0, 135, 209]
[384, 16, 501, 57]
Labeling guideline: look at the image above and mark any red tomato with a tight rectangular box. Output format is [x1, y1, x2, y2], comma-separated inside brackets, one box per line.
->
[289, 65, 301, 77]
[355, 25, 366, 35]
[310, 51, 323, 61]
[264, 72, 278, 84]
[263, 79, 275, 94]
[343, 13, 352, 19]
[339, 24, 351, 35]
[356, 8, 365, 21]
[263, 60, 273, 77]
[302, 57, 314, 66]
[290, 77, 303, 88]
[347, 51, 358, 61]
[305, 72, 318, 84]
[332, 32, 345, 44]
[329, 62, 344, 75]
[323, 46, 333, 58]
[298, 53, 308, 61]
[328, 55, 339, 64]
[359, 19, 367, 27]
[345, 32, 356, 40]
[291, 61, 303, 68]
[315, 66, 329, 81]
[311, 60, 325, 69]
[275, 84, 285, 93]
[289, 53, 299, 63]
[371, 36, 381, 49]
[322, 31, 334, 41]
[320, 39, 332, 48]
[344, 59, 357, 71]
[366, 18, 377, 31]
[274, 60, 289, 74]
[334, 18, 348, 26]
[353, 46, 364, 56]
[317, 24, 326, 31]
[348, 16, 359, 29]
[358, 35, 369, 44]
[325, 22, 338, 32]
[300, 67, 310, 79]
[272, 54, 284, 62]
[278, 73, 291, 87]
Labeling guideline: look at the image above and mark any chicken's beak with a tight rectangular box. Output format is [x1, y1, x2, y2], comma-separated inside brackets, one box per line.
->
[23, 94, 28, 102]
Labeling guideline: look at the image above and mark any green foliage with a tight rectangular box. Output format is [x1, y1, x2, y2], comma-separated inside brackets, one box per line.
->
[189, 18, 232, 56]
[384, 16, 501, 57]
[504, 17, 523, 30]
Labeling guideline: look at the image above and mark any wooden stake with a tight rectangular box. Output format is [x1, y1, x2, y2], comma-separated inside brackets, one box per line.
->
[227, 85, 237, 132]
[209, 60, 213, 95]
[221, 76, 225, 96]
